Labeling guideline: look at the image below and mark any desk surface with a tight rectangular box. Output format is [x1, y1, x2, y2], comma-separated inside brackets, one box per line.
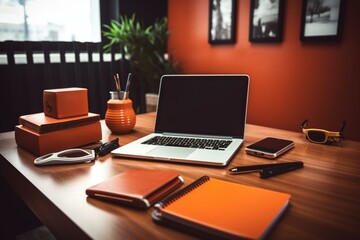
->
[1, 112, 360, 240]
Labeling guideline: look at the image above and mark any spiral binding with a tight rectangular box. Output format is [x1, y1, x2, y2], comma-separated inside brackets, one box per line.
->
[157, 175, 210, 208]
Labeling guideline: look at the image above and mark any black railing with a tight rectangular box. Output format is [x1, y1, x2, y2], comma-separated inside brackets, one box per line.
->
[0, 41, 139, 133]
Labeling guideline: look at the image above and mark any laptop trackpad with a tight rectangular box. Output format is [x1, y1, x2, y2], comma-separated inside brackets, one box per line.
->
[146, 147, 195, 159]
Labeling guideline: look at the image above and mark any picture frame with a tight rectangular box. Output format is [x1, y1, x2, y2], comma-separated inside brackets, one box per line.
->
[300, 0, 345, 41]
[249, 0, 284, 43]
[208, 0, 237, 45]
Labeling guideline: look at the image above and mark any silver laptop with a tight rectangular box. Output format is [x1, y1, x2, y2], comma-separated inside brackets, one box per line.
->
[111, 74, 250, 166]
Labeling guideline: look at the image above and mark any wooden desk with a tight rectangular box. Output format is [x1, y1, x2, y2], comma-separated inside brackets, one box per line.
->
[1, 113, 360, 240]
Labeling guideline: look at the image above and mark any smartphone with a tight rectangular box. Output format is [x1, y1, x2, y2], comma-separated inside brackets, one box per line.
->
[245, 137, 294, 159]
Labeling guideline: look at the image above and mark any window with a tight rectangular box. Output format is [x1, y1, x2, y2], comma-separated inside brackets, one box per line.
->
[0, 0, 101, 42]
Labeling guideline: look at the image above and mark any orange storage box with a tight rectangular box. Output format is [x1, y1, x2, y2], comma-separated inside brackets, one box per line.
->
[43, 87, 88, 119]
[15, 121, 102, 156]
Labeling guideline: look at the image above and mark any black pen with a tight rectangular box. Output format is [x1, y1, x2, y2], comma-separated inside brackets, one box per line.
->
[229, 161, 303, 174]
[259, 162, 304, 179]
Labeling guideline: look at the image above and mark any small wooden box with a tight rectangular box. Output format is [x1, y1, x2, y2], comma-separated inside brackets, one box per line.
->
[43, 87, 88, 119]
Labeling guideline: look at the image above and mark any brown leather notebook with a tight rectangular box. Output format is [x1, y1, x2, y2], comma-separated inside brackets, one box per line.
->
[86, 169, 184, 208]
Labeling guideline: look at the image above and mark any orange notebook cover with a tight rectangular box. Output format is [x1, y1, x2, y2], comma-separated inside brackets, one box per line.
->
[15, 121, 102, 156]
[19, 112, 100, 134]
[86, 169, 184, 208]
[152, 176, 291, 240]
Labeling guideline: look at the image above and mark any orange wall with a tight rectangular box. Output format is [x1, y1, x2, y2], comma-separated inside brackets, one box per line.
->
[168, 0, 360, 141]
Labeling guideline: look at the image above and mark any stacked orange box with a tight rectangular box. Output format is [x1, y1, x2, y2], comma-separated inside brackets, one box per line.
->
[15, 88, 102, 156]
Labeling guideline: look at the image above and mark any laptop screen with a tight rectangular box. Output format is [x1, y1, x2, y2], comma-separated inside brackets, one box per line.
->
[154, 75, 249, 138]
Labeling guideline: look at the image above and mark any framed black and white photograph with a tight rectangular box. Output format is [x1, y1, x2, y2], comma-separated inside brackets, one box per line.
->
[249, 0, 284, 43]
[300, 0, 345, 41]
[208, 0, 237, 45]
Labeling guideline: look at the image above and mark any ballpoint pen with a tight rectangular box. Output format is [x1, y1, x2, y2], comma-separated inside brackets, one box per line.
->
[123, 73, 132, 100]
[229, 161, 303, 174]
[259, 162, 304, 179]
[114, 73, 122, 100]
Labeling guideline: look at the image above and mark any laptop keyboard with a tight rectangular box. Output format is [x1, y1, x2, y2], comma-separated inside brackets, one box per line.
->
[142, 136, 232, 151]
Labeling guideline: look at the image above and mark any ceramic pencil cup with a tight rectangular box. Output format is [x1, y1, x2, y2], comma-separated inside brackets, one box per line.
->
[105, 91, 136, 134]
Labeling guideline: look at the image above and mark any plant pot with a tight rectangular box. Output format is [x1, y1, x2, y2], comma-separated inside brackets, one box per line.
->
[145, 93, 159, 113]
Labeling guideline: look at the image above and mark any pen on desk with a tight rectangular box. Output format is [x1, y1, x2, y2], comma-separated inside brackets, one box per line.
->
[259, 161, 304, 179]
[229, 161, 303, 174]
[123, 73, 132, 100]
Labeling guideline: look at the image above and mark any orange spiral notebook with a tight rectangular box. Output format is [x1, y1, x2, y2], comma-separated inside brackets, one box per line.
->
[152, 176, 291, 240]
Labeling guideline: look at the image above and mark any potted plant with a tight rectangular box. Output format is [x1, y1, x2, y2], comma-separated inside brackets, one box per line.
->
[102, 14, 181, 112]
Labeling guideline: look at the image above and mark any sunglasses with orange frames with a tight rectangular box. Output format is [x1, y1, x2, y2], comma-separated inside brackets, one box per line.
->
[300, 120, 345, 144]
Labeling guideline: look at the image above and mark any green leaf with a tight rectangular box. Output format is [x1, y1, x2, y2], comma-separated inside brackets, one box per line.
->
[102, 15, 181, 92]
